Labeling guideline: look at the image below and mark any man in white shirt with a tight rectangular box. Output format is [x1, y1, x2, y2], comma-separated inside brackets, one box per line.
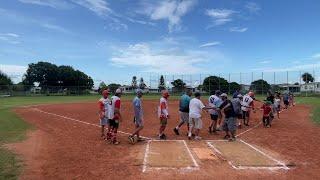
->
[188, 92, 214, 140]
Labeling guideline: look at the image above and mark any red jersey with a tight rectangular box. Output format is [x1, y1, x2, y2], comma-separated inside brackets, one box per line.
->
[261, 104, 272, 117]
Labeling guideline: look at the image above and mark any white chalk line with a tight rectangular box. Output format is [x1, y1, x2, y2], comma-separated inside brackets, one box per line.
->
[207, 141, 289, 171]
[32, 108, 152, 140]
[142, 140, 199, 173]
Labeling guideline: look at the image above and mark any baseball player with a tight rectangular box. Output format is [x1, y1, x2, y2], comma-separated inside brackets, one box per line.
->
[109, 88, 122, 145]
[241, 91, 255, 126]
[173, 89, 192, 136]
[98, 89, 111, 139]
[158, 90, 170, 140]
[188, 92, 214, 140]
[128, 89, 144, 144]
[208, 90, 222, 133]
[231, 94, 243, 129]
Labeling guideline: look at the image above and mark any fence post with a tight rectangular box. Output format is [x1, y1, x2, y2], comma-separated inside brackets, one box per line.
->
[262, 72, 264, 95]
[286, 71, 289, 92]
[228, 73, 231, 95]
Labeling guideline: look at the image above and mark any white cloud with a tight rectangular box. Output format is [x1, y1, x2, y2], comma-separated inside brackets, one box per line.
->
[106, 22, 128, 31]
[0, 33, 21, 44]
[312, 53, 320, 59]
[71, 0, 112, 17]
[245, 2, 261, 13]
[199, 41, 221, 48]
[230, 27, 248, 32]
[205, 9, 235, 27]
[0, 64, 27, 83]
[42, 23, 71, 34]
[140, 0, 197, 32]
[18, 0, 71, 9]
[259, 60, 271, 64]
[109, 40, 224, 74]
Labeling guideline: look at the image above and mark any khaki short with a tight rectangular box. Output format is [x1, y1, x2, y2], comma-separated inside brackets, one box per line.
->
[189, 117, 203, 129]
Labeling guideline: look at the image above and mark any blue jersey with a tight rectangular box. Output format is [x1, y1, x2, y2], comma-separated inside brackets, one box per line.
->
[179, 94, 191, 113]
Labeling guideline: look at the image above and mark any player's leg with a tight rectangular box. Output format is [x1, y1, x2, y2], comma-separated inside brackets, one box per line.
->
[229, 117, 237, 141]
[194, 118, 203, 140]
[188, 118, 194, 140]
[174, 112, 186, 135]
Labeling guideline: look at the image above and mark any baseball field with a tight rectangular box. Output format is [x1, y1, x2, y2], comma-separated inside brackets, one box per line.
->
[1, 95, 320, 180]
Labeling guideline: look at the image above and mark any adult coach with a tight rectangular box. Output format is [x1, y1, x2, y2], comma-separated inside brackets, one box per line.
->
[128, 89, 144, 144]
[188, 92, 214, 140]
[173, 89, 192, 135]
[218, 93, 237, 141]
[158, 90, 170, 140]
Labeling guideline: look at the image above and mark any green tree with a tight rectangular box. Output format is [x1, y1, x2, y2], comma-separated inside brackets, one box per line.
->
[229, 82, 241, 93]
[108, 83, 121, 94]
[250, 79, 271, 94]
[158, 75, 166, 91]
[139, 77, 147, 89]
[131, 76, 138, 89]
[23, 61, 59, 87]
[171, 79, 186, 93]
[98, 81, 108, 93]
[202, 76, 229, 93]
[301, 72, 314, 83]
[0, 71, 13, 85]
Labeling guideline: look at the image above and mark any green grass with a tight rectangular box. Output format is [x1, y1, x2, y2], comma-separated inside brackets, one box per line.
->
[295, 96, 320, 124]
[0, 94, 319, 179]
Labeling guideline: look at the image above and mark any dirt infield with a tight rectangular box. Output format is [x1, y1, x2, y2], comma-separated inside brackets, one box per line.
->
[9, 99, 320, 179]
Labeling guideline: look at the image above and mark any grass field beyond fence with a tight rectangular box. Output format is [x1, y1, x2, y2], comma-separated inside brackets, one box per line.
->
[0, 94, 319, 179]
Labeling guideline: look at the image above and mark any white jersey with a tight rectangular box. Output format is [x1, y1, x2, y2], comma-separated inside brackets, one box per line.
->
[274, 98, 281, 106]
[208, 95, 221, 115]
[98, 97, 112, 119]
[189, 98, 205, 119]
[110, 96, 121, 119]
[241, 95, 253, 111]
[158, 97, 169, 118]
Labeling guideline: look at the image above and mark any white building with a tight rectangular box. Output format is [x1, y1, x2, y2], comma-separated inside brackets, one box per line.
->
[300, 82, 320, 93]
[119, 85, 150, 94]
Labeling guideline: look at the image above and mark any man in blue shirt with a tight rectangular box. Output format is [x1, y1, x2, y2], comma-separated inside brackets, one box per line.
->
[128, 89, 144, 144]
[173, 89, 192, 135]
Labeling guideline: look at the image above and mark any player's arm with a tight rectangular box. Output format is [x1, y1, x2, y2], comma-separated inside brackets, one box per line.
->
[114, 100, 122, 121]
[98, 101, 105, 119]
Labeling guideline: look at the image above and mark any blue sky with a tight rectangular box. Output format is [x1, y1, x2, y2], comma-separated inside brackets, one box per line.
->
[0, 0, 320, 86]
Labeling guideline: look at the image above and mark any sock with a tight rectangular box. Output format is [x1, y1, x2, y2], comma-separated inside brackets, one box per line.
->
[175, 126, 179, 130]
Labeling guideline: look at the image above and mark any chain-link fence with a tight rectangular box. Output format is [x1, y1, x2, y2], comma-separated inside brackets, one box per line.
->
[148, 69, 320, 96]
[0, 85, 96, 96]
[1, 69, 319, 97]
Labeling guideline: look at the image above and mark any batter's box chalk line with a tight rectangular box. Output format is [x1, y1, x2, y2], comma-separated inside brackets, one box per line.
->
[142, 140, 199, 173]
[206, 140, 290, 171]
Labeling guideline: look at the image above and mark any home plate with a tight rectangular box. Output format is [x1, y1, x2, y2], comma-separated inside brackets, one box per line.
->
[207, 140, 289, 170]
[142, 140, 199, 172]
[192, 148, 217, 160]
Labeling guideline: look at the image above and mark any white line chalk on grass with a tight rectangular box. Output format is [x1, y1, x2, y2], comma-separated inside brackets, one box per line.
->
[32, 108, 152, 140]
[142, 140, 199, 173]
[207, 141, 289, 171]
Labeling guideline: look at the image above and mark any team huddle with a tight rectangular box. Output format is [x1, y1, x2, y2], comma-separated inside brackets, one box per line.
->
[98, 88, 294, 145]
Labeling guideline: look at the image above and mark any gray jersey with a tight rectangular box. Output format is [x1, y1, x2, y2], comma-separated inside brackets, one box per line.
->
[133, 96, 143, 120]
[231, 98, 242, 115]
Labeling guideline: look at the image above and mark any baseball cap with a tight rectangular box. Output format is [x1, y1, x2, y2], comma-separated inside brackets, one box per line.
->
[115, 88, 122, 94]
[237, 94, 243, 98]
[220, 93, 228, 98]
[215, 90, 221, 95]
[136, 89, 143, 94]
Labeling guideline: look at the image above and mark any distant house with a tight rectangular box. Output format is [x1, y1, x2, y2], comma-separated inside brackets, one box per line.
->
[300, 82, 320, 93]
[278, 84, 300, 93]
[30, 86, 41, 94]
[171, 85, 196, 93]
[240, 84, 251, 92]
[119, 85, 150, 94]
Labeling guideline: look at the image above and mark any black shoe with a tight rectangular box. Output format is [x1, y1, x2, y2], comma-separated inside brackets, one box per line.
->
[173, 128, 180, 135]
[223, 135, 230, 140]
[208, 127, 212, 134]
[160, 134, 167, 140]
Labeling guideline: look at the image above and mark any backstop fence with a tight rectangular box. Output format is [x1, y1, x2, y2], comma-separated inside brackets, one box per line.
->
[1, 69, 319, 96]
